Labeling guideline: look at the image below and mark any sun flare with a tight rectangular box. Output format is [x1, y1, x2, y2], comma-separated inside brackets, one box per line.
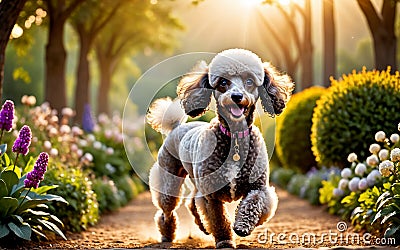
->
[239, 0, 264, 9]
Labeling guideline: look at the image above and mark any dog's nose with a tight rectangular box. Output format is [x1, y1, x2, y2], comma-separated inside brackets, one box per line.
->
[231, 93, 243, 103]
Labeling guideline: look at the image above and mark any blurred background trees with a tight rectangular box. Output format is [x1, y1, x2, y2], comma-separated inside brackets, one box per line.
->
[0, 0, 399, 122]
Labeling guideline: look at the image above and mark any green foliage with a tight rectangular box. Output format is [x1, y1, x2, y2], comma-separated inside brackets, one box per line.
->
[311, 68, 400, 167]
[42, 165, 99, 233]
[115, 175, 139, 205]
[270, 168, 296, 188]
[276, 86, 326, 173]
[287, 174, 307, 196]
[0, 153, 67, 242]
[92, 178, 121, 214]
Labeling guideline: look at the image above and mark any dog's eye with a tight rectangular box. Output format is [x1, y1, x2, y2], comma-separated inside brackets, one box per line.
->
[246, 78, 254, 86]
[219, 79, 229, 87]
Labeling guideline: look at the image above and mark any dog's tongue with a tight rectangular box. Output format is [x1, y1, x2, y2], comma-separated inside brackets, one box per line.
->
[230, 107, 244, 117]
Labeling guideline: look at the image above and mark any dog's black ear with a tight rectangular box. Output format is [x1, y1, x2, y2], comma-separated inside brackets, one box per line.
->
[259, 62, 294, 117]
[177, 61, 213, 117]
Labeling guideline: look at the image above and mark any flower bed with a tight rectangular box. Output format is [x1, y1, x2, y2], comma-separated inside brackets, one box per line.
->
[0, 97, 147, 244]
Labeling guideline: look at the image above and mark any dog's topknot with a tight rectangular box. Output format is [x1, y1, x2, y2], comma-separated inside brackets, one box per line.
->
[208, 49, 264, 88]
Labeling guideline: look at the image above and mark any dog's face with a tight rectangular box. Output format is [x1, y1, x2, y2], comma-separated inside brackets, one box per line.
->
[213, 74, 259, 122]
[177, 49, 294, 124]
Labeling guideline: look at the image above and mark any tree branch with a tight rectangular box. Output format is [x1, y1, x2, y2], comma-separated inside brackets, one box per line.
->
[382, 0, 397, 33]
[356, 0, 382, 33]
[276, 5, 303, 53]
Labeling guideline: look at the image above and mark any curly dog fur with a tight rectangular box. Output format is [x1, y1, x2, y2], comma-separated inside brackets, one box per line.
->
[147, 49, 294, 248]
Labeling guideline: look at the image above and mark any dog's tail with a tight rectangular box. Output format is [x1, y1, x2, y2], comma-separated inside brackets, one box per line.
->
[146, 97, 187, 135]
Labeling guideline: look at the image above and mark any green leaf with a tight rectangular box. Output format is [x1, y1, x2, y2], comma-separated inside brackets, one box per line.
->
[0, 197, 19, 217]
[381, 211, 397, 224]
[0, 223, 10, 238]
[8, 222, 31, 240]
[11, 186, 25, 198]
[4, 165, 21, 178]
[32, 185, 58, 195]
[0, 144, 7, 156]
[38, 219, 67, 240]
[15, 199, 49, 214]
[11, 215, 24, 224]
[31, 193, 68, 204]
[2, 153, 10, 167]
[1, 170, 19, 192]
[22, 157, 34, 175]
[0, 179, 8, 198]
[383, 182, 391, 190]
[31, 227, 47, 240]
[384, 224, 400, 238]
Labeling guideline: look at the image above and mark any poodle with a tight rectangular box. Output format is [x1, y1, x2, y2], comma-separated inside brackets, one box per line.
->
[146, 48, 294, 248]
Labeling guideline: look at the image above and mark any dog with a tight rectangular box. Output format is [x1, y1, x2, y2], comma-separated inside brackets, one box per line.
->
[146, 48, 294, 248]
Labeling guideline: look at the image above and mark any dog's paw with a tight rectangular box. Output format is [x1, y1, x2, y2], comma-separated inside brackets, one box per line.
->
[233, 225, 251, 237]
[216, 240, 235, 249]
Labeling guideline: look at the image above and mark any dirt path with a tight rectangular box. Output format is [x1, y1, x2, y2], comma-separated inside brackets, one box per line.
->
[29, 188, 368, 249]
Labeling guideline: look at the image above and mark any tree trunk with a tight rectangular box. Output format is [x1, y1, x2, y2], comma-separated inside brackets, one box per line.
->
[97, 58, 112, 115]
[357, 0, 397, 72]
[45, 17, 67, 111]
[74, 27, 91, 123]
[301, 0, 313, 89]
[371, 26, 396, 72]
[323, 0, 336, 86]
[0, 0, 27, 102]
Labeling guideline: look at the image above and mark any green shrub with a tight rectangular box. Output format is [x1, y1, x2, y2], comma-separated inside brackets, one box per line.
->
[276, 87, 326, 173]
[43, 165, 99, 232]
[115, 175, 139, 205]
[286, 174, 307, 196]
[311, 68, 400, 167]
[92, 178, 121, 213]
[270, 168, 296, 188]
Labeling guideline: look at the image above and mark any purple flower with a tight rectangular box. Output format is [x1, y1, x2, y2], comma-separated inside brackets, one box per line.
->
[12, 125, 32, 155]
[24, 152, 49, 189]
[0, 100, 15, 132]
[82, 104, 95, 133]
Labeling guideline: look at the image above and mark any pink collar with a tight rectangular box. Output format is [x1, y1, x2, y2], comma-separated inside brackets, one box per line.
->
[219, 124, 251, 138]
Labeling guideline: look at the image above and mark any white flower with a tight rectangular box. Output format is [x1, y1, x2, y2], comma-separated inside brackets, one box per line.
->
[105, 163, 116, 174]
[82, 152, 93, 162]
[379, 160, 394, 177]
[347, 153, 357, 163]
[390, 148, 400, 162]
[338, 179, 349, 190]
[358, 178, 368, 190]
[43, 141, 52, 150]
[61, 107, 75, 117]
[398, 122, 400, 132]
[48, 127, 58, 136]
[390, 133, 400, 143]
[21, 95, 36, 106]
[106, 147, 114, 155]
[366, 155, 379, 166]
[50, 148, 58, 156]
[77, 149, 83, 157]
[369, 143, 381, 154]
[72, 126, 83, 136]
[333, 188, 344, 197]
[79, 139, 88, 147]
[366, 170, 381, 187]
[60, 125, 71, 134]
[87, 134, 95, 142]
[375, 131, 386, 142]
[378, 149, 389, 161]
[341, 168, 352, 179]
[348, 177, 360, 192]
[104, 130, 113, 139]
[70, 144, 78, 152]
[93, 141, 102, 149]
[354, 163, 367, 176]
[98, 113, 109, 125]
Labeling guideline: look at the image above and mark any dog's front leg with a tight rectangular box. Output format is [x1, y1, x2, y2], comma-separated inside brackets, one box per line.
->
[233, 186, 278, 237]
[202, 197, 234, 248]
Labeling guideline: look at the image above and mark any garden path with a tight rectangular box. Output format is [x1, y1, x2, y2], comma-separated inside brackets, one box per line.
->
[30, 188, 368, 249]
